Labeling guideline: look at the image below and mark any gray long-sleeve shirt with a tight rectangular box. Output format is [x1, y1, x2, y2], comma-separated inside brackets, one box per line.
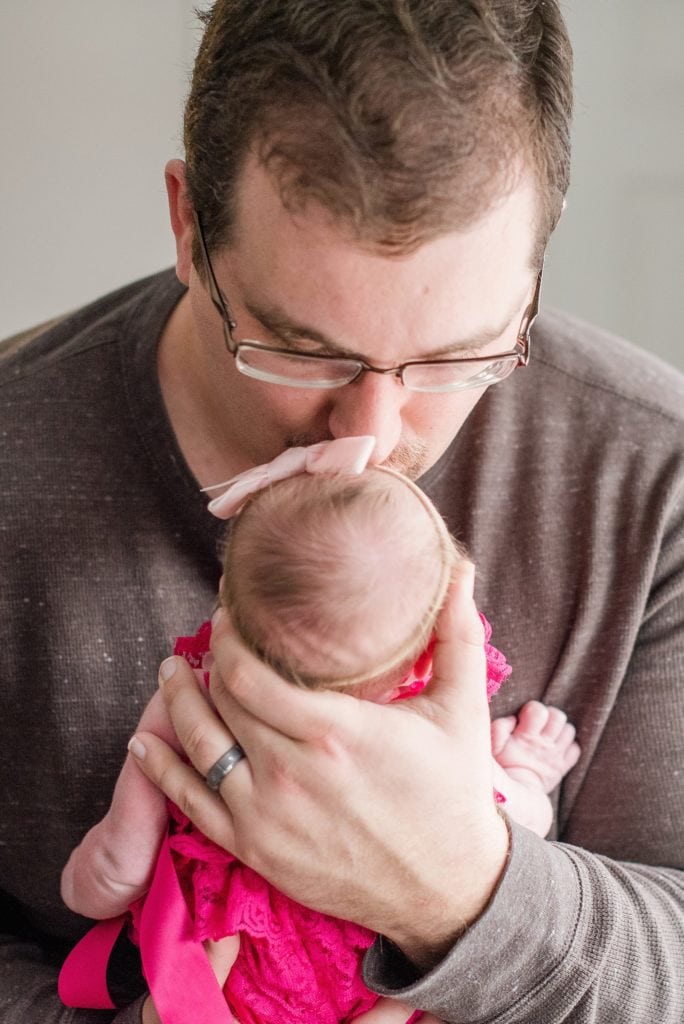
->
[1, 270, 683, 1023]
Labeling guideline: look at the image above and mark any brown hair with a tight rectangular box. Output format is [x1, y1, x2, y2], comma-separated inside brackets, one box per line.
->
[185, 1, 572, 266]
[220, 468, 461, 689]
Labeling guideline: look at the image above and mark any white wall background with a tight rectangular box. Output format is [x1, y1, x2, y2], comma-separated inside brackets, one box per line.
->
[0, 1, 199, 335]
[1, 3, 682, 370]
[544, 1, 684, 370]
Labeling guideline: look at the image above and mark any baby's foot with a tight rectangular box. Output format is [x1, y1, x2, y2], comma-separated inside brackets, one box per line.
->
[491, 701, 580, 837]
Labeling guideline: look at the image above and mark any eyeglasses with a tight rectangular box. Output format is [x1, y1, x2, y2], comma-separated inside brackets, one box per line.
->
[194, 211, 541, 393]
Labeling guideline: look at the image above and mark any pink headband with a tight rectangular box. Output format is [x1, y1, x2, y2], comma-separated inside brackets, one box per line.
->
[203, 435, 376, 519]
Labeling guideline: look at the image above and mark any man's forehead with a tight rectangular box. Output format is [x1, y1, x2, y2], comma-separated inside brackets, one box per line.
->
[224, 155, 538, 358]
[240, 292, 526, 361]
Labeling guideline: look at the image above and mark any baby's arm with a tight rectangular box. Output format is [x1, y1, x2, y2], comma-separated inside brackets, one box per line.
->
[491, 700, 580, 837]
[61, 689, 176, 918]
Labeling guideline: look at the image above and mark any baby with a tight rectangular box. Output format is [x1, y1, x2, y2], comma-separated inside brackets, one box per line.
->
[60, 437, 579, 1024]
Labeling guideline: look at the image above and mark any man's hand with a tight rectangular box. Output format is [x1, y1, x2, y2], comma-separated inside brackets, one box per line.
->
[130, 561, 509, 969]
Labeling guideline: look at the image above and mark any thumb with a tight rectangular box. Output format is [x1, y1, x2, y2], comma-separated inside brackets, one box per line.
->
[426, 560, 487, 723]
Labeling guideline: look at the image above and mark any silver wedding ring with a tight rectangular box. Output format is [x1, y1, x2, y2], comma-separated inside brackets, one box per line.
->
[205, 743, 246, 791]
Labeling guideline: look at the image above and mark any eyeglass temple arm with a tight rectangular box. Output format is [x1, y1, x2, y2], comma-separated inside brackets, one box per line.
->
[517, 269, 543, 367]
[192, 210, 238, 331]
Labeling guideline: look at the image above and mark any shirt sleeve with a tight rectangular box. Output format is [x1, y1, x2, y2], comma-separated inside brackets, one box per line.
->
[363, 824, 684, 1022]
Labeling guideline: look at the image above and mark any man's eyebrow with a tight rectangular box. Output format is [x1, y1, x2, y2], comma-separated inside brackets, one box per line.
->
[243, 297, 522, 360]
[244, 300, 345, 352]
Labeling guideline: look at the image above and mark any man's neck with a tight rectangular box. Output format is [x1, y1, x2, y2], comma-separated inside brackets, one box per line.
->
[156, 292, 251, 490]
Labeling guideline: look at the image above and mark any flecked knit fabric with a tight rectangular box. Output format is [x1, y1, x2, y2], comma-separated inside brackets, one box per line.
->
[1, 271, 683, 1023]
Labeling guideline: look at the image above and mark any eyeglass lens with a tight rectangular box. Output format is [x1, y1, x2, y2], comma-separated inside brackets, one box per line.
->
[236, 343, 519, 393]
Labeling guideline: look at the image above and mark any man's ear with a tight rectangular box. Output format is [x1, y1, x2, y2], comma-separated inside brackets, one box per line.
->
[165, 159, 195, 285]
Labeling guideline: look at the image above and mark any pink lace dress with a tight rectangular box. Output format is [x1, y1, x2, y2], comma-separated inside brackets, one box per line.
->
[127, 618, 511, 1024]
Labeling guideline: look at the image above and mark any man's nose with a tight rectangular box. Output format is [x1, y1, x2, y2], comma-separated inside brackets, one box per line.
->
[327, 370, 407, 464]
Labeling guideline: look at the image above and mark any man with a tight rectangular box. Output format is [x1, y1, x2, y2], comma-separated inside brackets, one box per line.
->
[1, 2, 682, 1022]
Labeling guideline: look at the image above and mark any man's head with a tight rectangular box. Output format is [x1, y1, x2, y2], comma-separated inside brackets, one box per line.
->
[165, 1, 572, 479]
[185, 0, 572, 264]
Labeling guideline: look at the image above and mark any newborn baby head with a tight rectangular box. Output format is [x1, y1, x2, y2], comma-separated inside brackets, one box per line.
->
[220, 467, 462, 699]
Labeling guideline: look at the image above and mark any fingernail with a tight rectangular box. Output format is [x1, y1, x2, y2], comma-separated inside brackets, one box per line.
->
[159, 656, 178, 682]
[211, 606, 225, 629]
[128, 735, 147, 760]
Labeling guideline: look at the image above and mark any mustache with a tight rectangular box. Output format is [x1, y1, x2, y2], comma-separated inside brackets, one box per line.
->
[285, 432, 428, 481]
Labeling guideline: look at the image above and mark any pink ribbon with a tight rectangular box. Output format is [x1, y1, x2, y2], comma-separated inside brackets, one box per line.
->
[204, 435, 376, 519]
[58, 913, 122, 1009]
[139, 832, 233, 1023]
[59, 830, 234, 1023]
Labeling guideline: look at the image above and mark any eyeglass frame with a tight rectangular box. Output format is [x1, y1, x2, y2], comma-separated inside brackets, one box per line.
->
[193, 209, 542, 390]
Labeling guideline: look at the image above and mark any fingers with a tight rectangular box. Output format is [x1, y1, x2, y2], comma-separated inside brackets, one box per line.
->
[517, 702, 578, 750]
[134, 687, 183, 750]
[129, 727, 240, 851]
[515, 700, 552, 736]
[127, 655, 251, 850]
[156, 654, 247, 783]
[494, 701, 581, 799]
[539, 705, 571, 742]
[209, 607, 356, 743]
[561, 738, 582, 774]
[435, 561, 484, 650]
[427, 561, 487, 723]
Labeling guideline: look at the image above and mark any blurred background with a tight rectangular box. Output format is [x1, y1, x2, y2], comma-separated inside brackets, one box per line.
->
[1, 2, 682, 369]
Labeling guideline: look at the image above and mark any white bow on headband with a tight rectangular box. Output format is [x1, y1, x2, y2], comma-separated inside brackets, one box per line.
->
[203, 435, 376, 519]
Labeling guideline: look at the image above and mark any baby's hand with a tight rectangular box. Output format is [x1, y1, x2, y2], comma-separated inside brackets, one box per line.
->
[62, 690, 175, 918]
[491, 701, 580, 793]
[491, 701, 581, 836]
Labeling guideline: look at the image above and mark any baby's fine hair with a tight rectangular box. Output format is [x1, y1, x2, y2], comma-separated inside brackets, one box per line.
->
[220, 467, 462, 690]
